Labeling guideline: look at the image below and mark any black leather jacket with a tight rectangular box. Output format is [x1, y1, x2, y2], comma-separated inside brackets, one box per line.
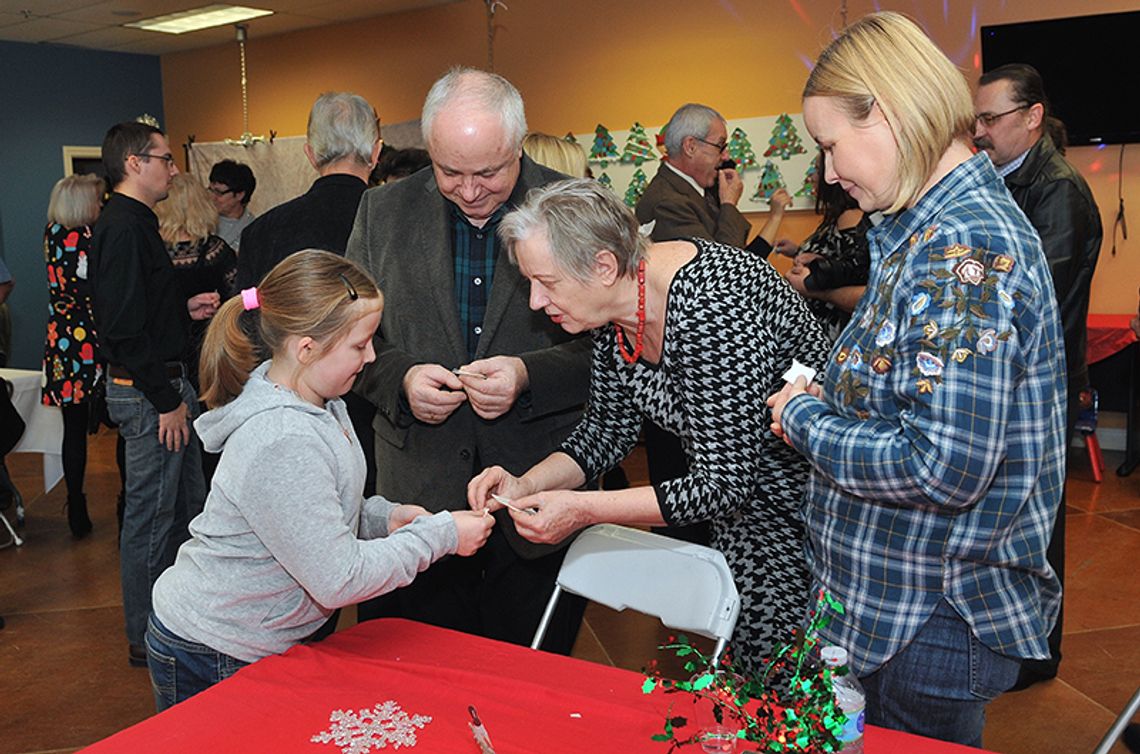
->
[1004, 135, 1102, 393]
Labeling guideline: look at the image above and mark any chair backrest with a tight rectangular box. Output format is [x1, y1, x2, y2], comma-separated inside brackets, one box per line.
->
[550, 524, 739, 648]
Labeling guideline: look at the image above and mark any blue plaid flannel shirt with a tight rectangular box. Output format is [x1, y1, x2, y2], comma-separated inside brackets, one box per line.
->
[781, 153, 1066, 674]
[452, 204, 507, 360]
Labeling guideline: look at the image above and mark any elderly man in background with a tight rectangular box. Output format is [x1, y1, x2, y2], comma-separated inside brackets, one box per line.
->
[346, 67, 591, 653]
[974, 63, 1103, 690]
[207, 159, 256, 252]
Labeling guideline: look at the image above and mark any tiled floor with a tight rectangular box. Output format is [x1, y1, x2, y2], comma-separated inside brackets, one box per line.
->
[1, 428, 1137, 753]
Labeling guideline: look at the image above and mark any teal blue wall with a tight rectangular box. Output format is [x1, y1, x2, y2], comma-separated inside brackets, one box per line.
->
[0, 40, 164, 369]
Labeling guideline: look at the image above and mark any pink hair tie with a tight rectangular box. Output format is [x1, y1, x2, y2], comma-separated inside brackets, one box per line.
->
[241, 287, 260, 311]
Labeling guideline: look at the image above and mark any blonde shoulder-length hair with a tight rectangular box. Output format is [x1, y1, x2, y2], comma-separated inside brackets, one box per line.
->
[156, 173, 218, 244]
[803, 11, 976, 213]
[47, 174, 104, 228]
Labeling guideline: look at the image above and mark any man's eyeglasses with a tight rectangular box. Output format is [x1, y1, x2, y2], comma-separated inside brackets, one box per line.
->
[132, 152, 176, 166]
[974, 104, 1030, 127]
[693, 137, 728, 152]
[207, 185, 236, 196]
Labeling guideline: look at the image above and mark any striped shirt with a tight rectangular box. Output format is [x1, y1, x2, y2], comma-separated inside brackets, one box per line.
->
[452, 204, 506, 360]
[781, 152, 1066, 674]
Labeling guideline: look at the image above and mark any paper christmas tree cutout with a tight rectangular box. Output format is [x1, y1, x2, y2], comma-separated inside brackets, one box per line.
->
[753, 160, 787, 201]
[763, 113, 808, 160]
[624, 168, 649, 207]
[598, 172, 613, 191]
[564, 132, 578, 144]
[588, 124, 619, 167]
[620, 122, 655, 166]
[795, 158, 819, 200]
[727, 127, 758, 170]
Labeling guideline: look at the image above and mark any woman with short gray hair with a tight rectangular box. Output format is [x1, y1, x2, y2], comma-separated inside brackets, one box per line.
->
[471, 177, 829, 671]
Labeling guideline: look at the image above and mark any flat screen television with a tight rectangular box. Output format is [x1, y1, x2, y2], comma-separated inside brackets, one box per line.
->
[981, 11, 1140, 146]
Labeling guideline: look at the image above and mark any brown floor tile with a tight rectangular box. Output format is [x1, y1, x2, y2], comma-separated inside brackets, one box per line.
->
[985, 679, 1130, 754]
[1102, 509, 1140, 533]
[1065, 452, 1140, 514]
[1065, 514, 1140, 632]
[1057, 624, 1140, 715]
[0, 606, 153, 753]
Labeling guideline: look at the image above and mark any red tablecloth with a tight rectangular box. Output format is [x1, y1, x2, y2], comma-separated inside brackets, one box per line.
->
[81, 619, 991, 753]
[1088, 313, 1138, 365]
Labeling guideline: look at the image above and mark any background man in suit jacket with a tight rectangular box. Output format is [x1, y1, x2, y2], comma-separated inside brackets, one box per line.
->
[346, 68, 591, 653]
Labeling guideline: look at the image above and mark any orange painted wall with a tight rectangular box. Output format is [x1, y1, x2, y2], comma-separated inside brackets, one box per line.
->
[162, 0, 1139, 313]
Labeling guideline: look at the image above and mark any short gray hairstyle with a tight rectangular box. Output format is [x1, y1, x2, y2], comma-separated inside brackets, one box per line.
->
[47, 173, 103, 228]
[307, 92, 380, 168]
[499, 178, 649, 284]
[421, 67, 527, 151]
[662, 103, 723, 156]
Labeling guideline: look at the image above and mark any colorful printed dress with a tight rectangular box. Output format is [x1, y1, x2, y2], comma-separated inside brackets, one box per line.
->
[42, 223, 103, 406]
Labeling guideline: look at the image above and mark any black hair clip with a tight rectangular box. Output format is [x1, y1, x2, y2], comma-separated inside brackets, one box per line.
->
[338, 273, 358, 301]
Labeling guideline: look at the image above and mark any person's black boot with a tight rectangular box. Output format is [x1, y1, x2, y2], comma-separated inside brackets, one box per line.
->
[67, 493, 93, 539]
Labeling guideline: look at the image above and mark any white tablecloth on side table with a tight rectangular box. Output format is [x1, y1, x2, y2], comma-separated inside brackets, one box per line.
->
[1, 368, 63, 493]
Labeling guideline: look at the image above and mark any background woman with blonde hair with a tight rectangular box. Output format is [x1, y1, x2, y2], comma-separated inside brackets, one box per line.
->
[766, 12, 1066, 745]
[522, 132, 588, 178]
[42, 173, 106, 538]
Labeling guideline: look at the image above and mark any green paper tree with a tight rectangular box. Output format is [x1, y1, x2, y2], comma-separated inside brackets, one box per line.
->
[589, 124, 619, 167]
[763, 113, 808, 160]
[727, 127, 758, 170]
[597, 172, 613, 191]
[624, 168, 649, 207]
[620, 122, 655, 166]
[753, 160, 787, 201]
[563, 131, 578, 144]
[795, 158, 819, 200]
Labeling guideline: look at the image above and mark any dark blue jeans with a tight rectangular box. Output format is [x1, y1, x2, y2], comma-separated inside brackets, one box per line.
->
[108, 378, 206, 646]
[146, 613, 247, 712]
[860, 600, 1021, 747]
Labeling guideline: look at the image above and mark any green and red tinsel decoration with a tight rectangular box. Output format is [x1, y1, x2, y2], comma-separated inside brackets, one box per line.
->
[625, 168, 649, 207]
[589, 124, 619, 168]
[727, 127, 759, 171]
[621, 122, 656, 166]
[753, 160, 787, 201]
[641, 589, 849, 753]
[763, 113, 808, 161]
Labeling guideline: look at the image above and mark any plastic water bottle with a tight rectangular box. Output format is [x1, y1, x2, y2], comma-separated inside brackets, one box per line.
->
[821, 645, 865, 753]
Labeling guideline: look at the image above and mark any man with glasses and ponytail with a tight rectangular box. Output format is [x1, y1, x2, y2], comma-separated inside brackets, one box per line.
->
[974, 63, 1103, 690]
[91, 121, 218, 669]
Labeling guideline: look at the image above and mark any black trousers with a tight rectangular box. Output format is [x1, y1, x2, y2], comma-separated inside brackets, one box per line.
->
[60, 404, 89, 499]
[358, 521, 586, 654]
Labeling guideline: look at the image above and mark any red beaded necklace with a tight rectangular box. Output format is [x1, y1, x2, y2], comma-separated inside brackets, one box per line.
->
[615, 258, 647, 364]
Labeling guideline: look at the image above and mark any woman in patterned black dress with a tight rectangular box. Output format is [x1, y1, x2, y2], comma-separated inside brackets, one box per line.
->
[156, 175, 237, 483]
[42, 174, 105, 538]
[468, 178, 830, 672]
[780, 153, 872, 342]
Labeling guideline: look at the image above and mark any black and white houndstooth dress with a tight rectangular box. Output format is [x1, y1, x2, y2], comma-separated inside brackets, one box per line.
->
[560, 238, 832, 673]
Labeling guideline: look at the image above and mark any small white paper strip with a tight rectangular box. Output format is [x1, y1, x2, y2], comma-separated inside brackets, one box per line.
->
[781, 359, 817, 386]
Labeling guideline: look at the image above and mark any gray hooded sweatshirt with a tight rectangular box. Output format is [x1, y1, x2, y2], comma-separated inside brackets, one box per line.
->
[152, 361, 457, 663]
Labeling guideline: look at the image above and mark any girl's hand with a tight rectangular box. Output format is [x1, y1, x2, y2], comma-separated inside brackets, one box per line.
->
[450, 510, 495, 556]
[388, 504, 430, 533]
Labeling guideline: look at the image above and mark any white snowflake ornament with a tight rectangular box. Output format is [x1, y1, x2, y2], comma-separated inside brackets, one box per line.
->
[311, 700, 432, 753]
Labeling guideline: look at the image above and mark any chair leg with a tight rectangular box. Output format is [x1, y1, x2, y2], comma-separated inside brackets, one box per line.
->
[530, 585, 562, 651]
[0, 510, 23, 548]
[1086, 433, 1104, 483]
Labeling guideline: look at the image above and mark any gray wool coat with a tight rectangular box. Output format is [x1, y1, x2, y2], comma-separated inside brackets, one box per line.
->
[346, 156, 592, 558]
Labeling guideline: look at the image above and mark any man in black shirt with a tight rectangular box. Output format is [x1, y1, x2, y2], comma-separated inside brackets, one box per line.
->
[90, 121, 218, 667]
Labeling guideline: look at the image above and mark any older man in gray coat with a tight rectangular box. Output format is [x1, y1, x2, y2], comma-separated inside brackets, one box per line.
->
[346, 68, 590, 652]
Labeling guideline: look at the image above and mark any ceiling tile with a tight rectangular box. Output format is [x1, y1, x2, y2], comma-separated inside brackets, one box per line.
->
[0, 16, 100, 42]
[54, 0, 198, 25]
[0, 1, 101, 15]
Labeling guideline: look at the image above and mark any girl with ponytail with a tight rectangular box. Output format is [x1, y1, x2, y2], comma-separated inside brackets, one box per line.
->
[146, 249, 494, 710]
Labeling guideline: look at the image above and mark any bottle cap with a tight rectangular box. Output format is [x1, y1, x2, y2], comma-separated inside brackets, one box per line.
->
[821, 645, 848, 667]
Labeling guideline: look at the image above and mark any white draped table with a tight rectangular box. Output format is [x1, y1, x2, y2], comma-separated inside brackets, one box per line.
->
[2, 368, 64, 494]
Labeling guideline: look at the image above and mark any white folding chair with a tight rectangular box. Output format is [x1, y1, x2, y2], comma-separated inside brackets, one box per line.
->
[530, 524, 740, 665]
[1091, 685, 1140, 754]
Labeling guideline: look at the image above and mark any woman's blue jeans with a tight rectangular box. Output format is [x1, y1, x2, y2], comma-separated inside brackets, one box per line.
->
[860, 599, 1021, 747]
